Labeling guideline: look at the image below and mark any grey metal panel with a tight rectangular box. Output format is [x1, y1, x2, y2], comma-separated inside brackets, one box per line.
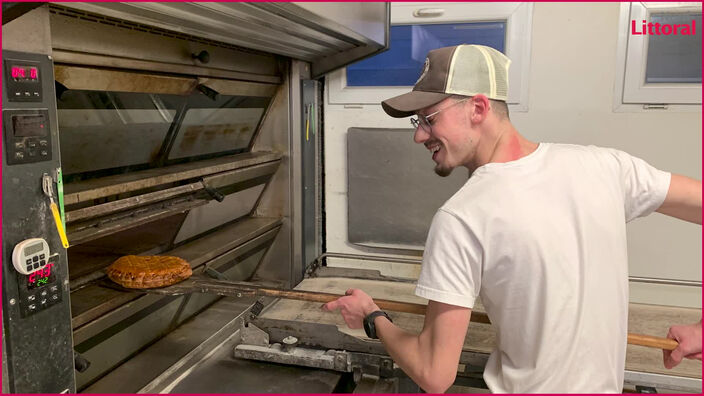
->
[67, 198, 207, 246]
[83, 297, 256, 394]
[74, 293, 216, 389]
[292, 2, 387, 46]
[55, 65, 197, 95]
[63, 151, 282, 205]
[250, 62, 293, 287]
[173, 184, 266, 244]
[66, 161, 280, 223]
[168, 216, 282, 267]
[54, 2, 388, 78]
[49, 6, 282, 81]
[55, 2, 321, 59]
[157, 329, 341, 393]
[1, 49, 76, 392]
[286, 61, 307, 285]
[51, 50, 282, 85]
[623, 370, 702, 393]
[2, 324, 8, 393]
[301, 80, 322, 273]
[197, 77, 279, 97]
[1, 6, 52, 55]
[55, 66, 279, 97]
[347, 128, 468, 250]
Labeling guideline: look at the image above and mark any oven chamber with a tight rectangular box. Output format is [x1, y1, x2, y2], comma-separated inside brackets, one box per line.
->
[2, 3, 388, 393]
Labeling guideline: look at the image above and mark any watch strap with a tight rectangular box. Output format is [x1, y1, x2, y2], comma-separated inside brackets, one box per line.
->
[363, 310, 392, 339]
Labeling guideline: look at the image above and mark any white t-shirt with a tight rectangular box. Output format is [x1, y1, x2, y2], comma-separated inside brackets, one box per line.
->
[415, 143, 671, 393]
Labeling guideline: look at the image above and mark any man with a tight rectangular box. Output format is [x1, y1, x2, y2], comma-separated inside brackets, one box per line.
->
[323, 44, 702, 392]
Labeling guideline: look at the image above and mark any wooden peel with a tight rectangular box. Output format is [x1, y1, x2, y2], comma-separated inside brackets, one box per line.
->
[127, 275, 679, 351]
[275, 289, 678, 350]
[627, 333, 678, 350]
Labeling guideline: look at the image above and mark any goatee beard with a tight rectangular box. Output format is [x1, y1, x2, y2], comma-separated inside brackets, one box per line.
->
[434, 165, 453, 177]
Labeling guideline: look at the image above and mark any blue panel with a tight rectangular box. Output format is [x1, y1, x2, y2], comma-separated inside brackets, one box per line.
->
[646, 13, 701, 84]
[347, 22, 506, 87]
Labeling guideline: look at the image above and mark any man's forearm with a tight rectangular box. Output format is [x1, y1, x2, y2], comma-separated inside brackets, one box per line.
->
[657, 174, 702, 224]
[375, 317, 455, 393]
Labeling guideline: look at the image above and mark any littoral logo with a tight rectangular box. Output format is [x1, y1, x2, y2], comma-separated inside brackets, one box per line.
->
[631, 19, 696, 35]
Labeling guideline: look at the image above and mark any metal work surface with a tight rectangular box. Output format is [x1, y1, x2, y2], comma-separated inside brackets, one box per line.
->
[83, 297, 255, 393]
[135, 298, 343, 394]
[264, 277, 702, 386]
[165, 343, 342, 393]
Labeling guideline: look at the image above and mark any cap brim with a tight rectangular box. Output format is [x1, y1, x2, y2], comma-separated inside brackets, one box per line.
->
[381, 91, 452, 118]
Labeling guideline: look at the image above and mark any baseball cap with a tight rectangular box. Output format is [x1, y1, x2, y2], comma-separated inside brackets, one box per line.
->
[381, 44, 511, 118]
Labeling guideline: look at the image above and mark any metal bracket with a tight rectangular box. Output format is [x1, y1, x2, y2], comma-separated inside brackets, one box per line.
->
[234, 340, 395, 381]
[239, 322, 269, 347]
[200, 178, 225, 202]
[248, 299, 265, 320]
[203, 266, 229, 281]
[234, 343, 351, 372]
[636, 385, 658, 393]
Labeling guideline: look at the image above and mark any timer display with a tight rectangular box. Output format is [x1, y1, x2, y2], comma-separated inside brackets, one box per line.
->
[27, 262, 54, 290]
[11, 66, 39, 82]
[5, 60, 43, 102]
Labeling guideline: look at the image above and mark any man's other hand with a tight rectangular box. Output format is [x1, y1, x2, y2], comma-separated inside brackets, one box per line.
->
[663, 321, 702, 369]
[321, 288, 380, 329]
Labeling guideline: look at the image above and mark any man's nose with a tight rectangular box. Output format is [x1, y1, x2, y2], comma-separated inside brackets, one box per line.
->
[413, 125, 429, 144]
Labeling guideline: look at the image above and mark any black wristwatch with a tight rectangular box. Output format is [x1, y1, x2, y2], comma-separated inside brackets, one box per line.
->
[363, 311, 393, 339]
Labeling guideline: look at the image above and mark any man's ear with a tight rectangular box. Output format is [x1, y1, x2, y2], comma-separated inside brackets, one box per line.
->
[469, 94, 490, 123]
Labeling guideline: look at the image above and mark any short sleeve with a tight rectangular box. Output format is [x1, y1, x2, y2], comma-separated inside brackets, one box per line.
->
[415, 209, 482, 308]
[605, 149, 671, 222]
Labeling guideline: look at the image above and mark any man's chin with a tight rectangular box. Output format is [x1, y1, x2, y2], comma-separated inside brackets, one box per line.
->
[434, 164, 453, 177]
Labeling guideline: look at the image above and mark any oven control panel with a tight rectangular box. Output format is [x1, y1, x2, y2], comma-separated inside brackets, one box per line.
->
[16, 263, 62, 318]
[11, 238, 62, 317]
[2, 50, 76, 393]
[4, 59, 43, 102]
[3, 110, 53, 165]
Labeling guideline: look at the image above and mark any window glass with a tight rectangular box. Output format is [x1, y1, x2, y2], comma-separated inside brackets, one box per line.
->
[346, 22, 506, 87]
[57, 89, 271, 177]
[167, 105, 265, 160]
[57, 91, 179, 176]
[166, 94, 269, 161]
[645, 13, 702, 84]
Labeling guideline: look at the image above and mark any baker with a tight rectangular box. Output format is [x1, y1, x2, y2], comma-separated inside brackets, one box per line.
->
[323, 44, 702, 393]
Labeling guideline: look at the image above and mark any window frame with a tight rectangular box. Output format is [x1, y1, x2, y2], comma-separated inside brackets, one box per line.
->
[326, 2, 533, 111]
[614, 2, 702, 111]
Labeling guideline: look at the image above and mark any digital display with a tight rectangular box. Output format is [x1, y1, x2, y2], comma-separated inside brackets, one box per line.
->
[12, 114, 48, 137]
[24, 242, 43, 256]
[27, 262, 54, 290]
[11, 65, 39, 82]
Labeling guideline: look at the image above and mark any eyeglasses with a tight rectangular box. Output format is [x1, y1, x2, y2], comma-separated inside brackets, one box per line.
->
[410, 97, 470, 133]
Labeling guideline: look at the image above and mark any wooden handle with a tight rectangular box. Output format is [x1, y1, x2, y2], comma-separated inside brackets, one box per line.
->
[628, 333, 678, 350]
[242, 286, 677, 350]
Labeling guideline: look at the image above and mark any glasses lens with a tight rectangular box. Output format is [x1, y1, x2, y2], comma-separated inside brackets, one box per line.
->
[410, 117, 430, 133]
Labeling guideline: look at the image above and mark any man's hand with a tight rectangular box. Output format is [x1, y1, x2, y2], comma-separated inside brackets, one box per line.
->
[663, 321, 702, 369]
[321, 288, 380, 328]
